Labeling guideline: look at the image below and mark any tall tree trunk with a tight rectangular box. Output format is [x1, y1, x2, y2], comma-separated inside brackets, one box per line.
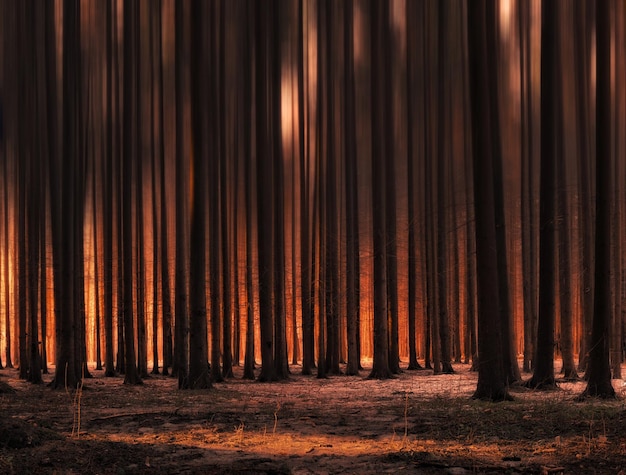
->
[579, 0, 616, 399]
[187, 0, 211, 390]
[368, 0, 391, 379]
[436, 0, 453, 375]
[344, 0, 361, 376]
[242, 0, 256, 381]
[103, 0, 116, 377]
[255, 0, 278, 383]
[526, 0, 557, 390]
[574, 0, 594, 374]
[174, 0, 188, 387]
[467, 0, 510, 401]
[122, 0, 142, 386]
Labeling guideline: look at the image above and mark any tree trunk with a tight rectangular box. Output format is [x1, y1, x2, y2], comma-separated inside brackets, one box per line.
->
[368, 0, 391, 380]
[579, 0, 616, 399]
[526, 0, 557, 390]
[467, 0, 510, 401]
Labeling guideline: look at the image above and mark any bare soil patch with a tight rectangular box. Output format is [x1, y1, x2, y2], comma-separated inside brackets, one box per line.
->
[1, 363, 625, 474]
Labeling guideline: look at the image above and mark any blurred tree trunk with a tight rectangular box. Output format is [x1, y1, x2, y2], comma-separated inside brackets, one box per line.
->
[272, 0, 289, 380]
[122, 0, 142, 386]
[156, 0, 173, 378]
[383, 0, 400, 376]
[187, 0, 211, 390]
[580, 0, 616, 399]
[255, 0, 279, 382]
[208, 1, 223, 385]
[135, 1, 148, 377]
[324, 0, 340, 376]
[344, 0, 361, 376]
[526, 0, 558, 390]
[519, 0, 537, 374]
[436, 0, 453, 375]
[174, 0, 188, 387]
[242, 0, 256, 381]
[219, 2, 233, 380]
[574, 0, 593, 374]
[368, 0, 391, 379]
[50, 0, 82, 390]
[467, 0, 510, 401]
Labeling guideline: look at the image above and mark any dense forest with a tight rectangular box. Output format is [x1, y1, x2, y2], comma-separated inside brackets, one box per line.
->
[0, 0, 623, 403]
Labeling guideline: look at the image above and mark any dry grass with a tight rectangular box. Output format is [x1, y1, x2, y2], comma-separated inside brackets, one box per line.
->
[0, 363, 625, 474]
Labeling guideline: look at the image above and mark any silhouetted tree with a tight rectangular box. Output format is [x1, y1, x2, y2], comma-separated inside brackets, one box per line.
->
[579, 0, 616, 400]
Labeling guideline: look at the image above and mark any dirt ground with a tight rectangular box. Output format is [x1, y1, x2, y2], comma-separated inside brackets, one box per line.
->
[1, 362, 626, 474]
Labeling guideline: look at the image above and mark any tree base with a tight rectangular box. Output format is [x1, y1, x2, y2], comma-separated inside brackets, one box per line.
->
[576, 383, 617, 400]
[471, 388, 513, 402]
[367, 368, 396, 380]
[406, 360, 423, 371]
[523, 376, 558, 391]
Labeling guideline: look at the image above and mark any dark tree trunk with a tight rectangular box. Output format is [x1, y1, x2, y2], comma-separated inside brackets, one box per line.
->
[344, 0, 361, 376]
[122, 0, 142, 386]
[103, 0, 116, 377]
[187, 0, 211, 390]
[436, 0, 453, 375]
[255, 0, 278, 383]
[574, 0, 594, 374]
[526, 0, 557, 390]
[157, 0, 173, 377]
[368, 0, 391, 380]
[467, 0, 510, 401]
[242, 0, 256, 381]
[579, 0, 616, 399]
[219, 2, 233, 381]
[174, 0, 188, 387]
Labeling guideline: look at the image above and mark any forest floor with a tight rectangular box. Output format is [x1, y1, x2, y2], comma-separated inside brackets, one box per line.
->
[1, 362, 626, 474]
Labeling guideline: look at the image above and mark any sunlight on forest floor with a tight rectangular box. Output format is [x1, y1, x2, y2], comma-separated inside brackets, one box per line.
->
[1, 362, 626, 474]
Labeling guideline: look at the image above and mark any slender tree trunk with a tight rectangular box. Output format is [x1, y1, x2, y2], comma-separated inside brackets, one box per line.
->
[174, 0, 188, 387]
[467, 0, 510, 401]
[187, 0, 211, 390]
[242, 0, 256, 381]
[344, 0, 361, 376]
[103, 0, 116, 377]
[526, 0, 557, 390]
[579, 0, 616, 399]
[256, 0, 278, 383]
[368, 0, 391, 380]
[122, 0, 142, 386]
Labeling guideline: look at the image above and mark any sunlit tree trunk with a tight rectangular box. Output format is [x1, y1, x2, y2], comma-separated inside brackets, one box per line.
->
[580, 0, 616, 399]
